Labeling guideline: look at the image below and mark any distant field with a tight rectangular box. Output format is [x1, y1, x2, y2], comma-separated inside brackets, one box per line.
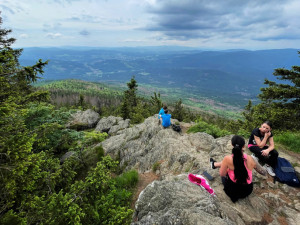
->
[134, 83, 244, 119]
[25, 47, 299, 118]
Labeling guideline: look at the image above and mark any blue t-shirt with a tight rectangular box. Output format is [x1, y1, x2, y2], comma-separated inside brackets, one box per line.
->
[158, 108, 165, 119]
[161, 114, 171, 128]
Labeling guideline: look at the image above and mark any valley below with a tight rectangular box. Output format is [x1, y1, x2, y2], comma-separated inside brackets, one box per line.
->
[21, 47, 299, 116]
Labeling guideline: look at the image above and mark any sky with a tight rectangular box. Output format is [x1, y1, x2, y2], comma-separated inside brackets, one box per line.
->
[1, 0, 300, 50]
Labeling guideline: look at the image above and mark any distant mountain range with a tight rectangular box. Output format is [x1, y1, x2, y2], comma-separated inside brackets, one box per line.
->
[19, 47, 299, 108]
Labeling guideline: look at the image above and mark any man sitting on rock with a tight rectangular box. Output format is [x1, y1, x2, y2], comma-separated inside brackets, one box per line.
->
[159, 109, 171, 128]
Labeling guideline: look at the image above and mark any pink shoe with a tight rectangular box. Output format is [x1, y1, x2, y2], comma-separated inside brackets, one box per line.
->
[188, 173, 215, 196]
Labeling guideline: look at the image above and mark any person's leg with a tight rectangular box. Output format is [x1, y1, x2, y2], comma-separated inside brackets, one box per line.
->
[214, 162, 222, 167]
[249, 146, 268, 162]
[221, 176, 227, 185]
[266, 149, 279, 168]
[210, 158, 222, 169]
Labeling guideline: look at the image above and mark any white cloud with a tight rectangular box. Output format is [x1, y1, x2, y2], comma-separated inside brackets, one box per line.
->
[19, 33, 29, 38]
[1, 0, 300, 49]
[46, 33, 62, 39]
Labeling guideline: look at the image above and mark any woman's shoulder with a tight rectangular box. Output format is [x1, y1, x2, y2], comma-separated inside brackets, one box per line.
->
[252, 128, 261, 135]
[223, 155, 233, 162]
[244, 154, 255, 168]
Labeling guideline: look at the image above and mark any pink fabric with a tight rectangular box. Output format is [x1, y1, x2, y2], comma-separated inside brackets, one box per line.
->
[248, 144, 268, 148]
[227, 153, 252, 184]
[188, 173, 215, 196]
[247, 144, 257, 148]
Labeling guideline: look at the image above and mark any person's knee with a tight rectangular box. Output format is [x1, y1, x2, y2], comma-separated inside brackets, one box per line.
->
[249, 147, 261, 155]
[271, 149, 279, 157]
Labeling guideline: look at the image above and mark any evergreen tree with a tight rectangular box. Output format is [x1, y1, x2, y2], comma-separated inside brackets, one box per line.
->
[125, 76, 138, 108]
[121, 76, 138, 120]
[0, 14, 51, 222]
[121, 98, 130, 119]
[150, 92, 162, 113]
[243, 51, 300, 130]
[172, 99, 185, 122]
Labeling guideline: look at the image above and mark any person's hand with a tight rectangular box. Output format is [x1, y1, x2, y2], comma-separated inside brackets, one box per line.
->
[261, 149, 270, 157]
[264, 131, 271, 138]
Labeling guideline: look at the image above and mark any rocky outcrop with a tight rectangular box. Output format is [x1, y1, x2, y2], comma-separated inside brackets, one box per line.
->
[95, 116, 130, 134]
[101, 116, 214, 178]
[132, 174, 232, 225]
[100, 115, 300, 225]
[67, 109, 100, 130]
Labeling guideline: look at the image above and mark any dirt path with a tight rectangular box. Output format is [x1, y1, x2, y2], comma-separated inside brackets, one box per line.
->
[179, 122, 193, 134]
[131, 172, 159, 209]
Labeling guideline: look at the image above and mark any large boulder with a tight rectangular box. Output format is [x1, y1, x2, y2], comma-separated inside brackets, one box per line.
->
[132, 174, 232, 225]
[67, 109, 100, 130]
[95, 116, 130, 134]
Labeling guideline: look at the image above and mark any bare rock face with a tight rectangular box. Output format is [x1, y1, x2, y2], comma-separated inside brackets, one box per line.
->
[67, 109, 100, 130]
[132, 174, 232, 225]
[95, 116, 130, 134]
[101, 116, 215, 178]
[100, 115, 300, 225]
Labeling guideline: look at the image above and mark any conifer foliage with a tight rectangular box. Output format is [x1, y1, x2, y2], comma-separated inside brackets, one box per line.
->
[121, 76, 138, 119]
[0, 14, 135, 224]
[243, 51, 300, 130]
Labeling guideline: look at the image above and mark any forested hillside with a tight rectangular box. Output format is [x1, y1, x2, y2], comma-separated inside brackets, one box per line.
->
[35, 79, 124, 114]
[20, 47, 299, 108]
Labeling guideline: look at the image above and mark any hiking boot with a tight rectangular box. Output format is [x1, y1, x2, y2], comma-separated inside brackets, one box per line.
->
[264, 164, 275, 176]
[210, 158, 216, 169]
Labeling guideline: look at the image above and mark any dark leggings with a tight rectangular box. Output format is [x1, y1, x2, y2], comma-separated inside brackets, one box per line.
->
[221, 176, 253, 203]
[249, 146, 278, 168]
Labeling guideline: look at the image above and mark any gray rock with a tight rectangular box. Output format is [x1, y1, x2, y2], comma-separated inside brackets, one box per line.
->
[294, 166, 300, 179]
[295, 203, 300, 211]
[101, 116, 215, 175]
[132, 174, 232, 225]
[281, 206, 300, 225]
[67, 109, 100, 130]
[95, 116, 130, 134]
[109, 119, 130, 134]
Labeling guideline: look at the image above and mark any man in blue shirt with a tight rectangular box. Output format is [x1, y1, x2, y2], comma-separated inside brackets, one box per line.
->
[160, 109, 171, 128]
[158, 105, 167, 119]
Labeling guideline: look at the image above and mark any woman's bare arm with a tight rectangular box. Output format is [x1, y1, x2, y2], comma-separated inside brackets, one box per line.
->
[251, 155, 267, 176]
[219, 156, 229, 177]
[254, 135, 268, 148]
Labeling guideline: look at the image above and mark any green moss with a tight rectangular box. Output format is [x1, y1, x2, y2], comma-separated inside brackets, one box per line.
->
[152, 161, 161, 172]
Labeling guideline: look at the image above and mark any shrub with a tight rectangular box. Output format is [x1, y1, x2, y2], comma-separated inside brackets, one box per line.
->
[114, 170, 139, 189]
[152, 161, 161, 172]
[187, 119, 231, 138]
[274, 131, 300, 153]
[94, 145, 105, 160]
[83, 131, 107, 145]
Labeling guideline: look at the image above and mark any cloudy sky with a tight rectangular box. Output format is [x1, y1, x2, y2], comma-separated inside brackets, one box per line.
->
[1, 0, 300, 49]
